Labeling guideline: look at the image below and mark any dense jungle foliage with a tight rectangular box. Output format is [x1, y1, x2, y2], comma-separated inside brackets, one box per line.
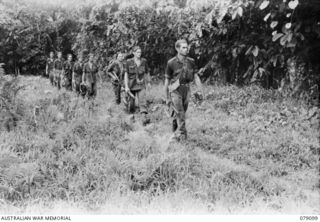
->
[0, 0, 319, 103]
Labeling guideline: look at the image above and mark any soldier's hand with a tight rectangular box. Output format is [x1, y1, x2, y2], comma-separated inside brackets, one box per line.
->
[198, 68, 205, 74]
[166, 98, 172, 106]
[193, 91, 204, 104]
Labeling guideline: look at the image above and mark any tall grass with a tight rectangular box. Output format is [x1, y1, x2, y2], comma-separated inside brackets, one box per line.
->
[0, 76, 319, 214]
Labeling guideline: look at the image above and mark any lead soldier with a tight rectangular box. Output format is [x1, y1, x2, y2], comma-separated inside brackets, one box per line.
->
[164, 39, 205, 141]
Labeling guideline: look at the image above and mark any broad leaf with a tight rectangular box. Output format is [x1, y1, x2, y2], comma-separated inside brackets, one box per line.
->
[288, 0, 299, 10]
[285, 23, 292, 29]
[270, 21, 278, 29]
[237, 7, 243, 17]
[252, 46, 259, 57]
[280, 34, 288, 46]
[272, 33, 284, 42]
[259, 1, 270, 10]
[264, 13, 271, 21]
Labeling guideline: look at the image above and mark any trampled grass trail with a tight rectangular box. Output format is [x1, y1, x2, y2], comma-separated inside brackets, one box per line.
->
[0, 75, 319, 214]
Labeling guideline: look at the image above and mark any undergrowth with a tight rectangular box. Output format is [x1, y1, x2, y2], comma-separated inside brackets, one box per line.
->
[0, 76, 319, 214]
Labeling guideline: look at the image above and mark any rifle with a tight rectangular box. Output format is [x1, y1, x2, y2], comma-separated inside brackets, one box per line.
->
[121, 86, 135, 99]
[107, 71, 120, 82]
[164, 100, 178, 118]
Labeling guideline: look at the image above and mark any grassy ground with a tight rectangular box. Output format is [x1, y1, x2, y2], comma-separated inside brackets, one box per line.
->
[0, 75, 319, 214]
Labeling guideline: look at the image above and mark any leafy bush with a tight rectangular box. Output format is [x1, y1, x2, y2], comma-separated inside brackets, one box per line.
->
[0, 0, 319, 102]
[0, 70, 26, 131]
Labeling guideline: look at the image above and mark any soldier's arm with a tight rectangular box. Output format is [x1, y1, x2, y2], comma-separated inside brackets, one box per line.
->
[45, 62, 48, 75]
[146, 60, 151, 85]
[164, 78, 170, 104]
[53, 60, 56, 71]
[124, 62, 130, 92]
[82, 65, 85, 83]
[164, 62, 172, 104]
[107, 62, 114, 73]
[72, 67, 75, 83]
[124, 72, 129, 92]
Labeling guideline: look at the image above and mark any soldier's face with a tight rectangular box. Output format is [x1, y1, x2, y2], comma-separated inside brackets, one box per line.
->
[117, 53, 124, 61]
[89, 55, 94, 62]
[178, 43, 188, 56]
[68, 55, 72, 61]
[50, 52, 54, 58]
[134, 49, 142, 59]
[78, 56, 83, 62]
[58, 53, 62, 58]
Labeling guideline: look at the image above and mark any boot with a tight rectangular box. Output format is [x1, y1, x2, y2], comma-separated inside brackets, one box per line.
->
[172, 119, 178, 132]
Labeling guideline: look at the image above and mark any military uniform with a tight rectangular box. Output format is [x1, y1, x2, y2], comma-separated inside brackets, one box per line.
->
[165, 56, 197, 140]
[125, 57, 149, 113]
[72, 60, 83, 94]
[107, 60, 125, 104]
[53, 58, 64, 89]
[83, 62, 98, 98]
[62, 60, 73, 90]
[46, 58, 55, 85]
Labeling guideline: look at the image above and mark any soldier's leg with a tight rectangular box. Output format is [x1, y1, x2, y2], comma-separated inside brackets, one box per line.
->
[67, 77, 72, 91]
[76, 83, 80, 95]
[49, 71, 54, 85]
[57, 71, 61, 90]
[86, 82, 92, 99]
[137, 88, 147, 114]
[172, 119, 178, 132]
[72, 80, 76, 92]
[92, 82, 97, 98]
[137, 88, 150, 125]
[171, 91, 186, 140]
[60, 74, 65, 89]
[116, 84, 121, 104]
[74, 79, 80, 94]
[125, 91, 135, 113]
[181, 87, 190, 139]
[112, 82, 121, 104]
[53, 70, 57, 86]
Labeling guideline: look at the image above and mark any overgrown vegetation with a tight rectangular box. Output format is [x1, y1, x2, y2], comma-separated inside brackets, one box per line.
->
[0, 76, 319, 213]
[0, 0, 319, 214]
[0, 0, 319, 103]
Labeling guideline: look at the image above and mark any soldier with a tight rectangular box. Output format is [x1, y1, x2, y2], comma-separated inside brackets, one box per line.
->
[62, 54, 73, 90]
[164, 39, 205, 141]
[53, 51, 64, 89]
[107, 52, 125, 104]
[72, 54, 84, 95]
[82, 53, 99, 99]
[124, 46, 151, 125]
[46, 51, 55, 85]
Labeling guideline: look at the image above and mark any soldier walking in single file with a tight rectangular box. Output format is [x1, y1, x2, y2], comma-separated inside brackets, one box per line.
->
[164, 39, 205, 141]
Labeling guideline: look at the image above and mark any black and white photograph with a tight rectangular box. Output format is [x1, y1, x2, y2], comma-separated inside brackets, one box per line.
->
[0, 0, 319, 219]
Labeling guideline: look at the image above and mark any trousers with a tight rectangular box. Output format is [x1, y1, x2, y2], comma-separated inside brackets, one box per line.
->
[170, 85, 190, 140]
